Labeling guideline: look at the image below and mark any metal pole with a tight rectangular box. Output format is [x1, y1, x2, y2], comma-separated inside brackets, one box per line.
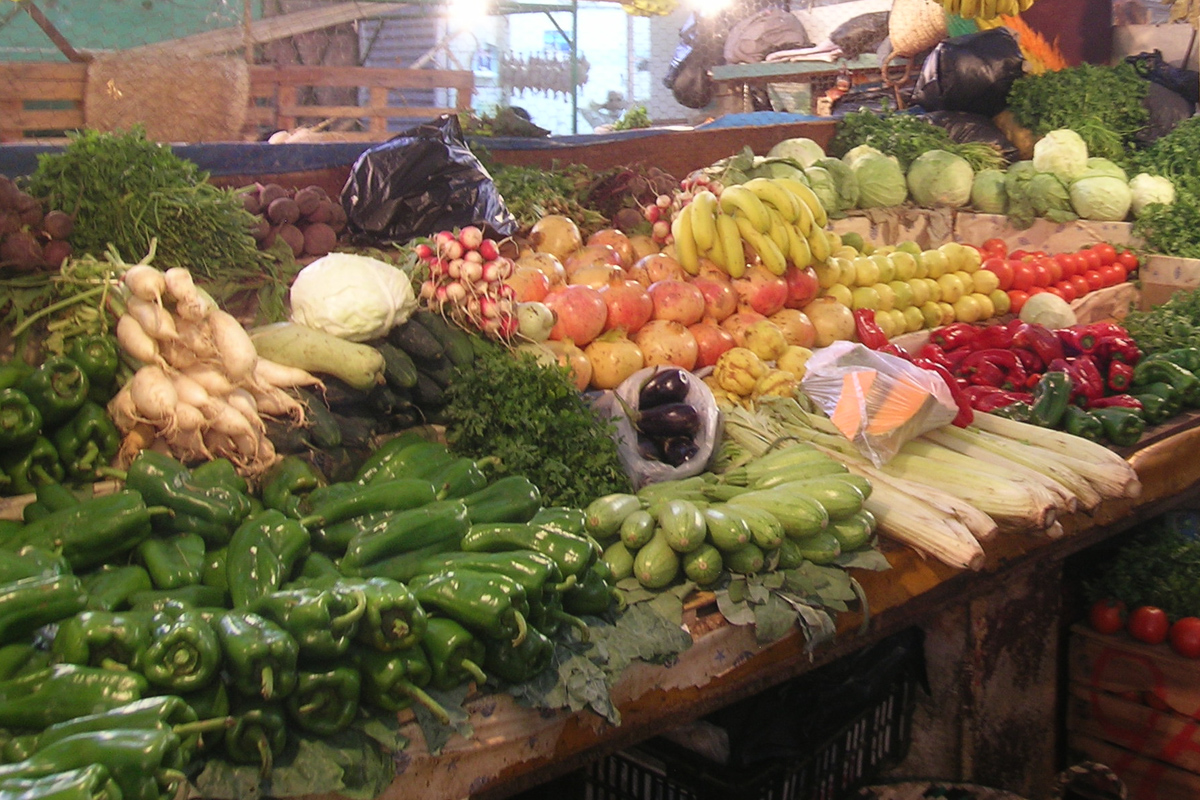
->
[570, 0, 578, 133]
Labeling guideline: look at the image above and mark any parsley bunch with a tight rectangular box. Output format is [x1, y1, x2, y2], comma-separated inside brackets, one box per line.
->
[443, 341, 632, 508]
[1082, 519, 1200, 620]
[1122, 283, 1200, 355]
[828, 107, 1005, 172]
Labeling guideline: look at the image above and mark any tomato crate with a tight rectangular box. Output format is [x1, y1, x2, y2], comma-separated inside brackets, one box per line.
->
[573, 629, 924, 800]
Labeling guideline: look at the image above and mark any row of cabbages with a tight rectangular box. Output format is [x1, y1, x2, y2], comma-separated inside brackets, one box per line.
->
[768, 132, 1175, 228]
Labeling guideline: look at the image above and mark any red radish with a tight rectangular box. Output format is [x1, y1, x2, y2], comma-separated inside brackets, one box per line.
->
[689, 320, 737, 369]
[651, 219, 670, 242]
[721, 310, 768, 346]
[634, 319, 698, 370]
[563, 244, 622, 278]
[783, 265, 821, 309]
[648, 279, 705, 326]
[599, 276, 654, 334]
[768, 308, 817, 348]
[415, 242, 435, 260]
[567, 261, 624, 289]
[587, 229, 635, 267]
[732, 265, 789, 317]
[506, 266, 551, 302]
[459, 225, 484, 250]
[584, 331, 645, 389]
[690, 275, 738, 321]
[629, 253, 684, 287]
[544, 339, 593, 391]
[478, 239, 501, 261]
[544, 285, 608, 346]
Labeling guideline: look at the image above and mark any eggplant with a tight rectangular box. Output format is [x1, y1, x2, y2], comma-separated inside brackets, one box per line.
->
[660, 436, 700, 467]
[636, 402, 701, 439]
[639, 367, 691, 409]
[636, 433, 663, 462]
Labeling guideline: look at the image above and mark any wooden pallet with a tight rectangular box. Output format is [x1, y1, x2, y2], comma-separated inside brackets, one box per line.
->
[0, 61, 87, 142]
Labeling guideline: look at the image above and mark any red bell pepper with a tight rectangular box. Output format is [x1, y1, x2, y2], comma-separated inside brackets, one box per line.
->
[853, 308, 889, 350]
[1058, 325, 1102, 355]
[1012, 347, 1044, 374]
[1096, 335, 1141, 366]
[975, 321, 1018, 349]
[916, 343, 953, 370]
[912, 357, 974, 427]
[1048, 356, 1105, 405]
[958, 348, 1027, 391]
[961, 385, 1034, 412]
[928, 322, 979, 352]
[1087, 394, 1144, 411]
[1012, 322, 1065, 366]
[1107, 360, 1136, 393]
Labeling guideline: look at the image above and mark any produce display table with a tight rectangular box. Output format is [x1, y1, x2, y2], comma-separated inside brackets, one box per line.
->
[335, 418, 1200, 800]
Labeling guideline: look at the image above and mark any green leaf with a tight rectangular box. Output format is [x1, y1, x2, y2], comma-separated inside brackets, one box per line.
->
[357, 713, 409, 753]
[726, 577, 748, 604]
[836, 549, 892, 571]
[716, 590, 757, 626]
[648, 591, 685, 626]
[790, 601, 837, 653]
[412, 685, 474, 756]
[192, 760, 263, 800]
[752, 593, 798, 644]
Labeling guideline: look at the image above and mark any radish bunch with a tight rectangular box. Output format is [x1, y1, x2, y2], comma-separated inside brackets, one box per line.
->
[640, 172, 727, 246]
[416, 226, 520, 340]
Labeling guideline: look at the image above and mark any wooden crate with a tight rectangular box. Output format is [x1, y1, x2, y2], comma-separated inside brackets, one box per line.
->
[1067, 624, 1200, 800]
[0, 62, 87, 142]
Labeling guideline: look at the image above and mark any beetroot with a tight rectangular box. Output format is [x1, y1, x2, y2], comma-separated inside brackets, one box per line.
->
[293, 187, 322, 217]
[277, 223, 305, 257]
[301, 222, 337, 257]
[41, 238, 72, 268]
[267, 197, 301, 226]
[41, 209, 74, 240]
[1, 231, 46, 271]
[257, 183, 288, 207]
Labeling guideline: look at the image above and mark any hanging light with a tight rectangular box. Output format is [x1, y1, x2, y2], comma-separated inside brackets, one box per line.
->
[685, 0, 733, 17]
[446, 0, 491, 31]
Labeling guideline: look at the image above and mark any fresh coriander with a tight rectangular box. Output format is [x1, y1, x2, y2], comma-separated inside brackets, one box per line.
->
[828, 107, 1006, 172]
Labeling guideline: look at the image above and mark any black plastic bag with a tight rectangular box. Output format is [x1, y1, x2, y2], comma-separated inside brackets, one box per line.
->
[911, 28, 1024, 118]
[1135, 81, 1195, 148]
[1127, 49, 1199, 105]
[924, 109, 1020, 163]
[339, 114, 517, 245]
[664, 12, 724, 109]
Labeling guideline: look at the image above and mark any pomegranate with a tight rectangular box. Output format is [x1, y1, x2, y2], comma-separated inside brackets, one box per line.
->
[732, 265, 789, 317]
[689, 321, 738, 369]
[648, 279, 706, 326]
[506, 265, 551, 302]
[584, 331, 645, 389]
[690, 275, 738, 321]
[628, 253, 684, 287]
[628, 234, 659, 262]
[544, 339, 593, 391]
[697, 257, 730, 280]
[783, 265, 821, 309]
[598, 276, 654, 334]
[768, 308, 817, 348]
[567, 261, 624, 289]
[529, 214, 583, 262]
[587, 229, 635, 267]
[563, 244, 622, 278]
[543, 285, 608, 347]
[720, 310, 768, 346]
[633, 319, 698, 370]
[801, 297, 856, 347]
[515, 251, 567, 285]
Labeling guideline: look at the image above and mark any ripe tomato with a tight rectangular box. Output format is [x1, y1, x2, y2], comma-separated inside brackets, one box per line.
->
[1129, 605, 1170, 645]
[1054, 252, 1077, 280]
[1055, 280, 1078, 303]
[1070, 274, 1092, 298]
[1091, 243, 1117, 266]
[981, 238, 1008, 259]
[1099, 264, 1125, 287]
[1009, 249, 1030, 261]
[1011, 261, 1036, 293]
[1170, 617, 1200, 658]
[1084, 269, 1106, 292]
[1117, 250, 1140, 272]
[1089, 599, 1127, 635]
[1031, 260, 1054, 288]
[1007, 289, 1030, 314]
[1040, 256, 1063, 284]
[982, 257, 1014, 290]
[1045, 286, 1067, 301]
[1080, 248, 1103, 272]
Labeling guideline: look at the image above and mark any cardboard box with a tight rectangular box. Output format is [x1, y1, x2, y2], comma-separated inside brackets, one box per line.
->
[953, 212, 1139, 253]
[1139, 255, 1200, 309]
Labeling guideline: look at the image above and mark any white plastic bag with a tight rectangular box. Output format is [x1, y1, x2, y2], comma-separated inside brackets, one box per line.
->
[800, 341, 956, 466]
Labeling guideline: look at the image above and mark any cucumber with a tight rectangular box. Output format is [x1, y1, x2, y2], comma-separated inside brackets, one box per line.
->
[602, 540, 635, 581]
[828, 510, 876, 552]
[751, 458, 848, 490]
[585, 493, 644, 540]
[790, 530, 842, 565]
[702, 506, 752, 552]
[657, 499, 707, 553]
[296, 388, 341, 449]
[619, 510, 656, 550]
[780, 476, 865, 522]
[727, 491, 828, 540]
[376, 343, 419, 389]
[724, 543, 765, 575]
[413, 310, 475, 367]
[390, 319, 445, 363]
[682, 544, 723, 585]
[776, 537, 805, 570]
[720, 505, 784, 551]
[420, 358, 459, 390]
[634, 531, 679, 589]
[413, 372, 445, 407]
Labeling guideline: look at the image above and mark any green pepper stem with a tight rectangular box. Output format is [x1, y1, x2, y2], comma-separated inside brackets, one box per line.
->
[458, 657, 488, 686]
[547, 608, 590, 642]
[331, 588, 368, 631]
[248, 727, 274, 780]
[31, 466, 56, 486]
[611, 587, 627, 613]
[75, 442, 100, 470]
[511, 611, 528, 647]
[145, 506, 173, 518]
[397, 679, 451, 725]
[156, 768, 189, 790]
[298, 695, 329, 715]
[261, 666, 275, 700]
[173, 716, 236, 737]
[95, 467, 127, 481]
[99, 657, 129, 672]
[552, 575, 578, 593]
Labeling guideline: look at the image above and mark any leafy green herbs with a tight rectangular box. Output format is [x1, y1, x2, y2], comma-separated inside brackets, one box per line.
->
[24, 127, 265, 280]
[1081, 517, 1200, 620]
[443, 340, 632, 508]
[1134, 116, 1200, 200]
[1006, 63, 1148, 165]
[828, 107, 1006, 172]
[473, 148, 608, 233]
[1132, 190, 1200, 260]
[1122, 283, 1200, 354]
[612, 105, 652, 131]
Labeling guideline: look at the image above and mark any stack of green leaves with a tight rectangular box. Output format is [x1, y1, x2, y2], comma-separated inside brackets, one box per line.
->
[1082, 516, 1200, 620]
[828, 107, 1006, 173]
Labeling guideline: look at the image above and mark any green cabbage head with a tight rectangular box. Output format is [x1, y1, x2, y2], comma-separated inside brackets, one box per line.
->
[850, 153, 908, 208]
[1032, 129, 1089, 182]
[1129, 173, 1176, 218]
[970, 169, 1007, 215]
[906, 149, 974, 208]
[1069, 175, 1133, 221]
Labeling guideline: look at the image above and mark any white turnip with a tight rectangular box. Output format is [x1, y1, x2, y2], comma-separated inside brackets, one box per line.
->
[126, 295, 179, 341]
[183, 365, 235, 399]
[128, 366, 179, 430]
[123, 265, 167, 306]
[116, 314, 162, 367]
[208, 310, 258, 385]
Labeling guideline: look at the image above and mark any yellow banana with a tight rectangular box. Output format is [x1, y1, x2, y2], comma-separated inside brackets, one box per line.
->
[783, 219, 812, 270]
[689, 190, 718, 253]
[766, 208, 791, 254]
[743, 178, 801, 224]
[735, 215, 787, 276]
[958, 0, 979, 17]
[706, 211, 728, 271]
[716, 212, 746, 278]
[774, 177, 829, 229]
[718, 185, 772, 234]
[791, 188, 815, 238]
[671, 206, 700, 275]
[807, 226, 831, 265]
[979, 0, 997, 18]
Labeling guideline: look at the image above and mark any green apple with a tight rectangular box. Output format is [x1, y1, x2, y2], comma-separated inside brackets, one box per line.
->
[888, 280, 915, 309]
[872, 282, 896, 311]
[936, 273, 965, 303]
[903, 305, 926, 333]
[921, 249, 949, 279]
[989, 288, 1012, 316]
[972, 268, 1000, 294]
[851, 285, 882, 311]
[824, 283, 853, 307]
[871, 253, 896, 283]
[952, 294, 982, 323]
[907, 278, 930, 307]
[853, 255, 880, 287]
[890, 250, 918, 280]
[972, 292, 996, 321]
[920, 301, 943, 329]
[938, 241, 967, 273]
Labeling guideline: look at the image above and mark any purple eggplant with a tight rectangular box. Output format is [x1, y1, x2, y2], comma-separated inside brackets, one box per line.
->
[638, 368, 691, 409]
[660, 436, 700, 466]
[635, 402, 701, 439]
[637, 433, 663, 462]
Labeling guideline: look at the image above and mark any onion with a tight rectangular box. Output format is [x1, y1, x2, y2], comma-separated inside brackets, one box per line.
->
[125, 295, 179, 341]
[208, 400, 261, 462]
[123, 265, 167, 306]
[163, 402, 212, 464]
[207, 310, 258, 385]
[128, 365, 180, 430]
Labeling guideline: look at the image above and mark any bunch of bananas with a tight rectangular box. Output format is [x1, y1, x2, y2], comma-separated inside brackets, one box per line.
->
[619, 0, 678, 16]
[939, 0, 1035, 19]
[671, 177, 831, 279]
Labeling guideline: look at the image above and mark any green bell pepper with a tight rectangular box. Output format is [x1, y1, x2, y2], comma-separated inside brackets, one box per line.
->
[0, 664, 148, 729]
[354, 645, 450, 723]
[180, 680, 230, 748]
[214, 610, 299, 701]
[309, 510, 392, 555]
[421, 617, 488, 691]
[1133, 358, 1200, 407]
[294, 551, 340, 582]
[51, 610, 151, 671]
[24, 484, 79, 524]
[461, 475, 543, 524]
[189, 457, 248, 495]
[81, 565, 153, 612]
[291, 575, 427, 652]
[18, 357, 89, 428]
[0, 390, 41, 451]
[425, 456, 499, 500]
[284, 665, 361, 736]
[0, 574, 87, 647]
[0, 438, 63, 497]
[338, 499, 470, 576]
[117, 451, 253, 538]
[483, 624, 554, 684]
[409, 569, 528, 646]
[135, 532, 206, 590]
[1062, 405, 1106, 443]
[0, 364, 31, 393]
[142, 600, 222, 693]
[261, 457, 324, 520]
[127, 584, 228, 613]
[51, 402, 120, 483]
[1133, 391, 1172, 425]
[562, 560, 618, 617]
[5, 490, 158, 572]
[1092, 406, 1146, 447]
[459, 522, 598, 579]
[0, 643, 50, 683]
[0, 547, 67, 585]
[355, 437, 452, 485]
[0, 764, 121, 800]
[1029, 370, 1073, 428]
[248, 586, 366, 661]
[298, 477, 440, 530]
[69, 334, 120, 403]
[226, 510, 311, 608]
[225, 697, 287, 780]
[0, 728, 184, 800]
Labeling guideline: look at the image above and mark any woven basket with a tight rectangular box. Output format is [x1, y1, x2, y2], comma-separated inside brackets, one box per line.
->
[888, 0, 948, 57]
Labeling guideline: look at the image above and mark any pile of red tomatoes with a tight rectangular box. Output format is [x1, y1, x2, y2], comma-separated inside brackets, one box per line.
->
[974, 239, 1141, 315]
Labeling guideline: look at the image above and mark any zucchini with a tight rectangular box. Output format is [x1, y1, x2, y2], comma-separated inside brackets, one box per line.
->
[751, 458, 848, 490]
[790, 530, 842, 565]
[390, 320, 445, 363]
[584, 493, 644, 540]
[720, 505, 784, 551]
[420, 358, 459, 390]
[702, 506, 752, 552]
[779, 476, 865, 522]
[727, 491, 828, 540]
[249, 322, 384, 391]
[602, 540, 635, 581]
[657, 499, 707, 553]
[682, 544, 723, 585]
[633, 531, 679, 589]
[413, 372, 446, 407]
[619, 510, 656, 550]
[413, 310, 475, 367]
[724, 543, 765, 575]
[775, 537, 805, 570]
[377, 343, 419, 389]
[828, 511, 875, 552]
